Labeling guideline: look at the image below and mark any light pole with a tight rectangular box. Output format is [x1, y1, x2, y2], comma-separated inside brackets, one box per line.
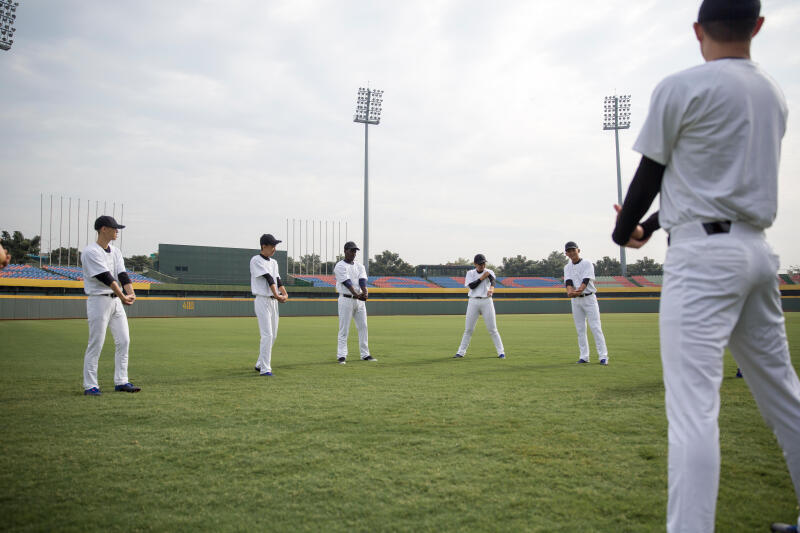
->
[603, 94, 631, 276]
[0, 1, 18, 51]
[353, 87, 383, 275]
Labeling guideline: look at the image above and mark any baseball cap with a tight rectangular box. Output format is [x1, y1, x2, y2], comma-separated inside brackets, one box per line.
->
[564, 241, 578, 251]
[344, 241, 360, 251]
[698, 0, 760, 23]
[260, 234, 282, 246]
[94, 216, 125, 231]
[474, 253, 486, 264]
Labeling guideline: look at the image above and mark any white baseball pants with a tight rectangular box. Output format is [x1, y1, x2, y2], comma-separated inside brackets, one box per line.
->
[83, 295, 130, 390]
[660, 221, 800, 533]
[570, 294, 608, 361]
[457, 297, 504, 356]
[337, 296, 370, 359]
[254, 295, 279, 373]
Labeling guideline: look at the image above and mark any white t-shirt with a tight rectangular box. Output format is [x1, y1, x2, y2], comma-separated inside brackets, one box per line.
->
[634, 59, 787, 232]
[334, 260, 367, 295]
[250, 254, 281, 297]
[563, 259, 596, 295]
[464, 268, 496, 298]
[81, 242, 127, 295]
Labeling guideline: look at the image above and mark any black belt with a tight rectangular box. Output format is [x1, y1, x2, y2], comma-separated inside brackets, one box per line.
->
[702, 220, 732, 235]
[341, 294, 353, 299]
[576, 292, 594, 298]
[102, 294, 117, 298]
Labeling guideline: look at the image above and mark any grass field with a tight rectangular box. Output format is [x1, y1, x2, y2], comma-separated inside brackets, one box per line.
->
[1, 313, 799, 532]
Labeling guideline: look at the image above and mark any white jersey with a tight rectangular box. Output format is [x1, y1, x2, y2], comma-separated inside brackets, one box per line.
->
[634, 59, 787, 232]
[334, 260, 367, 295]
[563, 259, 596, 295]
[81, 242, 127, 295]
[250, 254, 281, 296]
[464, 268, 496, 298]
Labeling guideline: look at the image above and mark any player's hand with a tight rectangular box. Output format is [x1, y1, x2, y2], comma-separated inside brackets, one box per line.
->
[121, 294, 135, 305]
[613, 204, 650, 249]
[487, 289, 494, 298]
[359, 292, 368, 301]
[277, 294, 288, 303]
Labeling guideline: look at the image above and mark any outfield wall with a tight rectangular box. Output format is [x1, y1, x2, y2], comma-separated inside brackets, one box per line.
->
[1, 287, 798, 319]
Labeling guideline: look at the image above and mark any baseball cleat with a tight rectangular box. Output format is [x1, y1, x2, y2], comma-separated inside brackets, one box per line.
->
[498, 353, 505, 359]
[453, 353, 464, 358]
[83, 387, 102, 396]
[362, 355, 377, 362]
[260, 372, 273, 377]
[576, 359, 589, 364]
[254, 366, 261, 372]
[600, 359, 608, 365]
[114, 383, 141, 393]
[770, 523, 798, 532]
[736, 368, 743, 378]
[337, 357, 346, 365]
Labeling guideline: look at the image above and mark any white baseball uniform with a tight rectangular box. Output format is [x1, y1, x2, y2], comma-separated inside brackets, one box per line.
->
[333, 259, 370, 360]
[81, 242, 131, 390]
[456, 268, 504, 356]
[563, 258, 608, 362]
[250, 254, 282, 374]
[635, 58, 800, 532]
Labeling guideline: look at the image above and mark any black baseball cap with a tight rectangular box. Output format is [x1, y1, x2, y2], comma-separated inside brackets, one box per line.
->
[564, 241, 578, 251]
[260, 234, 281, 246]
[94, 215, 125, 231]
[474, 253, 486, 264]
[698, 0, 760, 23]
[344, 241, 360, 251]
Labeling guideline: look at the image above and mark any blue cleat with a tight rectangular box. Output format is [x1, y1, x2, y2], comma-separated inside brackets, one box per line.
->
[453, 353, 464, 358]
[260, 372, 273, 377]
[770, 523, 798, 532]
[576, 359, 589, 364]
[498, 353, 505, 359]
[84, 387, 102, 396]
[736, 368, 743, 378]
[114, 383, 141, 393]
[600, 359, 608, 366]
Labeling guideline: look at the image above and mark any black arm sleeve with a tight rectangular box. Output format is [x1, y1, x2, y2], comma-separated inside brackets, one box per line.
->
[468, 279, 482, 289]
[612, 156, 665, 245]
[358, 278, 367, 290]
[640, 211, 661, 241]
[263, 273, 276, 286]
[582, 278, 590, 286]
[94, 271, 115, 287]
[117, 272, 132, 286]
[488, 274, 495, 286]
[343, 279, 353, 289]
[565, 280, 575, 288]
[276, 277, 283, 288]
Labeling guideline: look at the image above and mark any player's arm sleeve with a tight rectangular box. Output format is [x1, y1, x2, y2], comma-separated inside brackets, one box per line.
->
[117, 272, 132, 286]
[263, 273, 276, 286]
[467, 274, 482, 290]
[342, 279, 353, 289]
[358, 278, 367, 290]
[463, 270, 476, 288]
[565, 279, 575, 288]
[581, 278, 590, 286]
[276, 276, 283, 288]
[488, 273, 495, 287]
[93, 271, 115, 287]
[612, 155, 665, 246]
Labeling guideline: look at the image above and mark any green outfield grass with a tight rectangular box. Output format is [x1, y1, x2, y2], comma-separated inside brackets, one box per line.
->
[1, 313, 798, 532]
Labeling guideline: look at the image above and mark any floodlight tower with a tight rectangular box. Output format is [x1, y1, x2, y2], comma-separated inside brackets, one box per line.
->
[603, 94, 631, 276]
[353, 87, 383, 275]
[0, 1, 18, 51]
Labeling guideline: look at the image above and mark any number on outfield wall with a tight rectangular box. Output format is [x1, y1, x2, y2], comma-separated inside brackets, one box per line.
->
[182, 301, 195, 310]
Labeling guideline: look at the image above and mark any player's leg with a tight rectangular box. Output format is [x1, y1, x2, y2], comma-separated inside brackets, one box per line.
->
[660, 238, 745, 533]
[108, 298, 131, 386]
[729, 241, 800, 506]
[337, 297, 351, 360]
[255, 296, 275, 373]
[353, 299, 371, 359]
[585, 296, 608, 361]
[482, 299, 505, 356]
[571, 299, 590, 362]
[83, 296, 112, 391]
[456, 299, 480, 356]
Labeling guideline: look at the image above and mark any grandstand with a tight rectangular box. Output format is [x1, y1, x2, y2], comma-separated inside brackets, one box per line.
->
[369, 276, 438, 288]
[0, 264, 161, 284]
[632, 275, 662, 287]
[499, 277, 563, 288]
[428, 276, 465, 288]
[594, 275, 638, 288]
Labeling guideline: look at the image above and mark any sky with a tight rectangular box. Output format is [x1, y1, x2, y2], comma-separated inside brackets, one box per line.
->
[1, 0, 799, 271]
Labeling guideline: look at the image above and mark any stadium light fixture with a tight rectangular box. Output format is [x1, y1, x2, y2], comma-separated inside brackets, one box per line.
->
[0, 1, 19, 52]
[353, 87, 383, 275]
[603, 94, 632, 277]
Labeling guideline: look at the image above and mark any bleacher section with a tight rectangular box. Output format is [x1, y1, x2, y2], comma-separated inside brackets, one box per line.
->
[293, 275, 336, 288]
[0, 264, 161, 283]
[499, 277, 562, 288]
[0, 264, 69, 280]
[594, 276, 638, 288]
[632, 275, 662, 287]
[368, 276, 438, 288]
[429, 276, 466, 288]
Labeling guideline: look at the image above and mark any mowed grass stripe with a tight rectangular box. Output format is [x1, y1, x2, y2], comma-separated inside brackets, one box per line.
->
[0, 314, 798, 532]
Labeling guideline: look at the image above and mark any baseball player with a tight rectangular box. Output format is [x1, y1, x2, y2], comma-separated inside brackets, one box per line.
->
[453, 254, 505, 359]
[563, 242, 608, 365]
[80, 216, 139, 396]
[251, 234, 288, 377]
[333, 241, 376, 364]
[612, 1, 800, 530]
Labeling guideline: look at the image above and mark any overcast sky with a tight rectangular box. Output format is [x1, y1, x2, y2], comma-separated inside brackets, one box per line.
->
[1, 0, 799, 270]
